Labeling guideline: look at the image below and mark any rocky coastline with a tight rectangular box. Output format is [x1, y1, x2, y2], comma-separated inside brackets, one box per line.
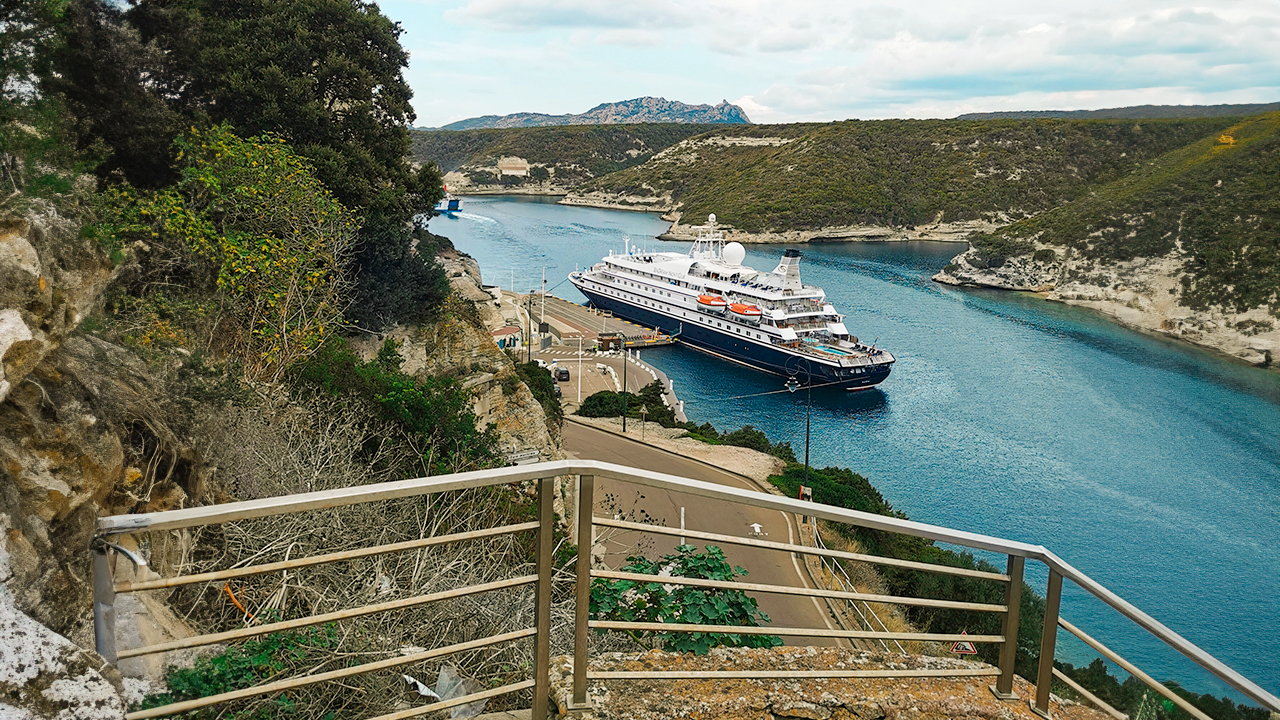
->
[935, 245, 1278, 370]
[656, 213, 992, 245]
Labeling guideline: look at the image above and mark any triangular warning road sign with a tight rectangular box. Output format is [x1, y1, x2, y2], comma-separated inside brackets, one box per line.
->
[951, 630, 978, 655]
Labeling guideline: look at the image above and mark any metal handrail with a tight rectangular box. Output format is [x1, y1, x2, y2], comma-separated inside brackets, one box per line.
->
[94, 459, 1280, 718]
[93, 469, 561, 720]
[559, 461, 1280, 715]
[811, 522, 907, 654]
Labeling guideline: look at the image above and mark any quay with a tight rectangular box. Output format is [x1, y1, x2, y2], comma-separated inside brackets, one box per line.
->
[512, 292, 678, 348]
[492, 289, 686, 421]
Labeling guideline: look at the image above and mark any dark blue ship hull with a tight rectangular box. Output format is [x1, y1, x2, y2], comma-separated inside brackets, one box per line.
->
[577, 286, 891, 391]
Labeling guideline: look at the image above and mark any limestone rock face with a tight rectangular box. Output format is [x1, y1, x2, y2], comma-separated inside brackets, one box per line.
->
[352, 256, 561, 464]
[0, 547, 128, 720]
[0, 203, 198, 642]
[0, 333, 200, 643]
[0, 201, 114, 404]
[934, 244, 1279, 369]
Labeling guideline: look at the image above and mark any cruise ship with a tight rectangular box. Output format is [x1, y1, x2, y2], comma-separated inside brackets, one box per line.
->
[569, 215, 894, 390]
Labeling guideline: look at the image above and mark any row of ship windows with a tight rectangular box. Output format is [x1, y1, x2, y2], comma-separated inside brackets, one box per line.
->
[595, 283, 770, 342]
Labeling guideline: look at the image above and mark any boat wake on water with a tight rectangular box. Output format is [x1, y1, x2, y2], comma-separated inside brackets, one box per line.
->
[569, 214, 895, 391]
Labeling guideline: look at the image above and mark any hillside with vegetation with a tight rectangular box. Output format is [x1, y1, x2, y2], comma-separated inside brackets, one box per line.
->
[411, 123, 711, 191]
[936, 112, 1280, 367]
[956, 102, 1280, 120]
[570, 118, 1237, 233]
[2, 1, 562, 716]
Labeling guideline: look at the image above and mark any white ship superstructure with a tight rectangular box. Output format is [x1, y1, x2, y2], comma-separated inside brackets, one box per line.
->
[569, 215, 894, 390]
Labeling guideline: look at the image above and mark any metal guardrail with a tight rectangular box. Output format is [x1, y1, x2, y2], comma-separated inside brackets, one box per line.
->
[94, 460, 1280, 720]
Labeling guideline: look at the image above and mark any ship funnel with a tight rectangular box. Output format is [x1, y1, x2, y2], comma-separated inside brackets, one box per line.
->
[772, 248, 803, 289]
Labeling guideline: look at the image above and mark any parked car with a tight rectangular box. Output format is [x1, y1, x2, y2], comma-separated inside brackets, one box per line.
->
[553, 384, 562, 398]
[555, 367, 569, 382]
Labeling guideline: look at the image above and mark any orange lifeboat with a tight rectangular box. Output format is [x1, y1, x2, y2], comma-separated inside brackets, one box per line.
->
[697, 294, 728, 311]
[728, 302, 762, 318]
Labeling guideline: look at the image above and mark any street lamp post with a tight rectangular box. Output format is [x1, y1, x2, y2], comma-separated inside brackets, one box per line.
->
[621, 347, 628, 433]
[784, 358, 812, 487]
[525, 295, 533, 364]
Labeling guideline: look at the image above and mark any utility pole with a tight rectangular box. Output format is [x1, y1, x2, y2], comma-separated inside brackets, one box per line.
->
[526, 295, 533, 364]
[785, 358, 813, 488]
[577, 336, 583, 403]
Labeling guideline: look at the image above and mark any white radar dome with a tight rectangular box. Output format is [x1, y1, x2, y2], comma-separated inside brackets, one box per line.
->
[708, 213, 716, 225]
[723, 241, 746, 266]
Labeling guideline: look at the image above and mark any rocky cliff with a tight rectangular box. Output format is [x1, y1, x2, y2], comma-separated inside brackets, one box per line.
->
[351, 252, 561, 463]
[0, 199, 213, 716]
[934, 246, 1278, 368]
[935, 113, 1280, 370]
[436, 97, 751, 131]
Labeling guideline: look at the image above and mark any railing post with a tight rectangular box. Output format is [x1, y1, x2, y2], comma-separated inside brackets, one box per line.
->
[991, 554, 1024, 700]
[91, 539, 118, 664]
[1033, 569, 1064, 719]
[572, 475, 595, 710]
[533, 476, 554, 719]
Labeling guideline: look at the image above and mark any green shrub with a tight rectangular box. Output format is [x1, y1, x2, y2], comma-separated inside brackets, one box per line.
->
[136, 625, 338, 717]
[514, 361, 563, 430]
[578, 390, 628, 417]
[290, 337, 499, 475]
[589, 545, 782, 654]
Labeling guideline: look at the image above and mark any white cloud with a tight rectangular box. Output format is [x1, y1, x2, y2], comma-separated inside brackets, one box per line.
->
[397, 0, 1280, 126]
[446, 0, 694, 31]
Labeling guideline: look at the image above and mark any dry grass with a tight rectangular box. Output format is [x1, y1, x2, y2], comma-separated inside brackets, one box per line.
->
[806, 520, 940, 657]
[135, 393, 601, 718]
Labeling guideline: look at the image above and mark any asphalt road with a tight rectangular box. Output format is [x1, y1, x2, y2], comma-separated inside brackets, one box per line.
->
[564, 420, 842, 646]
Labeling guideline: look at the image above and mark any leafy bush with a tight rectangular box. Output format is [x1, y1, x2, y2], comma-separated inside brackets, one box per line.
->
[590, 545, 782, 654]
[1054, 660, 1272, 720]
[720, 425, 797, 463]
[91, 124, 357, 380]
[290, 337, 499, 475]
[577, 390, 630, 418]
[136, 625, 338, 718]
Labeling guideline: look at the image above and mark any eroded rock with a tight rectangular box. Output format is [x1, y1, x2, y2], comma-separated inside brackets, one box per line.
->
[0, 543, 127, 720]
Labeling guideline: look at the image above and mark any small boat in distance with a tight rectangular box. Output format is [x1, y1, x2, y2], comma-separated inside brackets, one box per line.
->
[569, 214, 895, 390]
[435, 187, 461, 216]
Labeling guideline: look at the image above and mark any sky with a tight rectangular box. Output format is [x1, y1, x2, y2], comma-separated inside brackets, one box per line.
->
[380, 0, 1280, 128]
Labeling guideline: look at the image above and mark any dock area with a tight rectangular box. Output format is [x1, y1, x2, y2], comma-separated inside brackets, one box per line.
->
[515, 293, 678, 348]
[491, 290, 685, 421]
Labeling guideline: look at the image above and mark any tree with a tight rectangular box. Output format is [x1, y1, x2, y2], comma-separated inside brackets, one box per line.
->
[1, 0, 59, 116]
[124, 0, 448, 327]
[142, 124, 357, 380]
[38, 0, 181, 188]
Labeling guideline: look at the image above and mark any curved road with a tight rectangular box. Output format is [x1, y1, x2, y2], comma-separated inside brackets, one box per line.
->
[564, 420, 843, 646]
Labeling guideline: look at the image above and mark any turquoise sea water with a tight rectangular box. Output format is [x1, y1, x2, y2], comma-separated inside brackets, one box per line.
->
[434, 196, 1280, 701]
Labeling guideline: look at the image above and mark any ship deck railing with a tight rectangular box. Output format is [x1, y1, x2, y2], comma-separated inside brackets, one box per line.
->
[92, 461, 1279, 720]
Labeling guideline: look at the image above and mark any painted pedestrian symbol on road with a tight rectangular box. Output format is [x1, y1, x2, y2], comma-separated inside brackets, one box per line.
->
[951, 630, 978, 655]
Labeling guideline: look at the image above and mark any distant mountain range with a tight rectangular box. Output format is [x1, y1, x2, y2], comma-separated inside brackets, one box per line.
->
[431, 97, 751, 131]
[955, 102, 1280, 120]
